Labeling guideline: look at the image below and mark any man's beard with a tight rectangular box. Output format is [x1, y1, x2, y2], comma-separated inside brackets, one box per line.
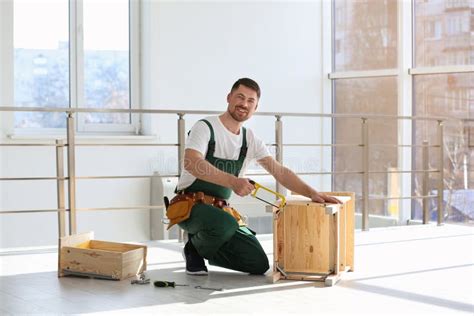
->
[229, 109, 249, 122]
[229, 107, 249, 122]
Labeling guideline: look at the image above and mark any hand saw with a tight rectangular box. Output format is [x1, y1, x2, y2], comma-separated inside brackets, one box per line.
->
[249, 180, 286, 209]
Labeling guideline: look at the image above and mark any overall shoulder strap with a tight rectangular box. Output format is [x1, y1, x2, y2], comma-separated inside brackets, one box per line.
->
[239, 127, 248, 160]
[199, 119, 216, 158]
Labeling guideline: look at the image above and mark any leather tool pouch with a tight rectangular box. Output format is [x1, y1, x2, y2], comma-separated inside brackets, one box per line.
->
[222, 206, 247, 227]
[166, 196, 195, 230]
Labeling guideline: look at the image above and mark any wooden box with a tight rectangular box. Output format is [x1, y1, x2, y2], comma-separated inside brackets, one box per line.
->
[273, 192, 354, 286]
[59, 232, 147, 280]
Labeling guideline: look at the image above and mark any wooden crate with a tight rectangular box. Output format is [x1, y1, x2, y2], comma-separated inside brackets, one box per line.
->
[58, 232, 147, 280]
[273, 192, 354, 286]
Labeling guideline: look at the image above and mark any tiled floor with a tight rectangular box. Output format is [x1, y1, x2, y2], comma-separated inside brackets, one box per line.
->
[1, 224, 473, 315]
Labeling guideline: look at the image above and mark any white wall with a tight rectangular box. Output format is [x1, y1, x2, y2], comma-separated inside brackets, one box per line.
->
[1, 1, 326, 248]
[0, 0, 14, 137]
[0, 0, 14, 248]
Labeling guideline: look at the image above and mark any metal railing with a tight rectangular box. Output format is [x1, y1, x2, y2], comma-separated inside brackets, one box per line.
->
[0, 106, 466, 237]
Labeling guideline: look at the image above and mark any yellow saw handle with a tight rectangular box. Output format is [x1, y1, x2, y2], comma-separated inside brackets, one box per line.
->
[249, 180, 286, 209]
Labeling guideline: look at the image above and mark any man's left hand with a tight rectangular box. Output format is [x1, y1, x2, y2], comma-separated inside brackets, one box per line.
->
[310, 191, 342, 204]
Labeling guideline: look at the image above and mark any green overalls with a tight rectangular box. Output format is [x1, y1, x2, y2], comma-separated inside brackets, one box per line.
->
[178, 120, 269, 275]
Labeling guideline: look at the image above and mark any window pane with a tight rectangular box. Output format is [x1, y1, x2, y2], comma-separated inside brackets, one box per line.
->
[14, 0, 69, 128]
[414, 0, 474, 67]
[83, 0, 130, 124]
[333, 0, 398, 71]
[413, 73, 474, 223]
[333, 77, 398, 219]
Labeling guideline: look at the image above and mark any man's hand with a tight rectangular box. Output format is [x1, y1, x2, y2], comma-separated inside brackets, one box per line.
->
[231, 178, 255, 197]
[310, 191, 342, 204]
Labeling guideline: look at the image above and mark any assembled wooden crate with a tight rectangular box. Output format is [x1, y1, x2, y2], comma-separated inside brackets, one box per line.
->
[58, 232, 147, 280]
[273, 192, 354, 286]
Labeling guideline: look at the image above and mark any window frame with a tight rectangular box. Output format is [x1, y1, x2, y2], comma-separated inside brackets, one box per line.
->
[11, 0, 140, 135]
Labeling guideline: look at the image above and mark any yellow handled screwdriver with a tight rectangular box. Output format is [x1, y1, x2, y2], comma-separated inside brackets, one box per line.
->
[154, 281, 189, 288]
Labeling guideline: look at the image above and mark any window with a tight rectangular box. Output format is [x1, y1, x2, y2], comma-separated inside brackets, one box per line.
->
[415, 1, 473, 67]
[333, 0, 398, 71]
[331, 0, 473, 225]
[13, 0, 139, 133]
[14, 0, 69, 128]
[331, 0, 399, 219]
[333, 77, 398, 216]
[413, 0, 474, 223]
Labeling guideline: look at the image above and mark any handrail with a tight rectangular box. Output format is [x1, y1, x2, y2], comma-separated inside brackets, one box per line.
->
[1, 106, 466, 234]
[1, 105, 473, 122]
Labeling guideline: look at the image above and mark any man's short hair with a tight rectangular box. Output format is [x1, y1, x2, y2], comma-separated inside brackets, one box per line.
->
[231, 78, 261, 99]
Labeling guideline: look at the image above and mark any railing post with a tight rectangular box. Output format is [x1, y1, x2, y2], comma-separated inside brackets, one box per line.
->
[275, 115, 284, 194]
[177, 114, 186, 242]
[178, 114, 186, 175]
[67, 113, 77, 235]
[422, 140, 429, 224]
[437, 120, 444, 226]
[56, 139, 66, 237]
[361, 118, 369, 231]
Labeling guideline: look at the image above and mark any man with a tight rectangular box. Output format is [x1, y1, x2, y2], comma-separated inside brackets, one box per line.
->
[166, 78, 340, 276]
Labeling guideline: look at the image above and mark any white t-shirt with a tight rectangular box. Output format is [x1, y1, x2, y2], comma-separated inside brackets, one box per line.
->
[177, 115, 271, 190]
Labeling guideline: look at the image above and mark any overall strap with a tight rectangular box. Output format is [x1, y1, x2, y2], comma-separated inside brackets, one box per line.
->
[200, 119, 248, 161]
[199, 119, 216, 159]
[238, 127, 248, 160]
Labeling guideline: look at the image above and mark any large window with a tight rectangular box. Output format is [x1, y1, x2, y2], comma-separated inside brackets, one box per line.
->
[14, 0, 69, 128]
[413, 0, 473, 223]
[334, 0, 398, 71]
[332, 0, 399, 219]
[13, 0, 138, 133]
[415, 0, 473, 67]
[334, 77, 398, 216]
[331, 0, 473, 225]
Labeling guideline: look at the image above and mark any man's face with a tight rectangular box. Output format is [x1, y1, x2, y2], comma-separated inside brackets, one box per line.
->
[226, 85, 259, 122]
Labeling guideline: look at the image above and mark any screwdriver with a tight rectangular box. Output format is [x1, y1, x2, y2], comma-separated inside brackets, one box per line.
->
[154, 280, 188, 288]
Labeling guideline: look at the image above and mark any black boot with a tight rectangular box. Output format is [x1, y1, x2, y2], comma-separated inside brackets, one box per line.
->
[182, 239, 208, 275]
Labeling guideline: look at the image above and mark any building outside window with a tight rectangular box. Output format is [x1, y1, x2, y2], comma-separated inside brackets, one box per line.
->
[13, 0, 138, 134]
[332, 0, 473, 225]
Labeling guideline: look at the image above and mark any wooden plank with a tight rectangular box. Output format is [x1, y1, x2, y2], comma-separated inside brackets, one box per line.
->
[338, 203, 346, 272]
[75, 241, 91, 249]
[284, 195, 351, 205]
[142, 243, 148, 275]
[324, 273, 341, 287]
[324, 192, 355, 272]
[90, 240, 145, 253]
[346, 192, 355, 271]
[284, 203, 331, 273]
[334, 210, 340, 276]
[273, 211, 279, 275]
[60, 246, 122, 279]
[60, 232, 93, 247]
[272, 271, 282, 283]
[280, 274, 327, 282]
[122, 247, 147, 279]
[277, 212, 284, 269]
[58, 232, 93, 277]
[280, 204, 294, 269]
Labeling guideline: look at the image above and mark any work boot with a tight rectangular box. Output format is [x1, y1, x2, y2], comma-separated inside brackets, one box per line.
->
[182, 240, 208, 276]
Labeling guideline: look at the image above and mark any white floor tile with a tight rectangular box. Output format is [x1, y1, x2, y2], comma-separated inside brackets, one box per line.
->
[0, 224, 473, 315]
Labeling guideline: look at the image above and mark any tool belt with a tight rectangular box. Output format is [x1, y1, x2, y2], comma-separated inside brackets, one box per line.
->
[166, 192, 246, 229]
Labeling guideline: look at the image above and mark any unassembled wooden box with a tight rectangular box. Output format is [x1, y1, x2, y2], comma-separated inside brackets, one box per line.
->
[273, 192, 354, 286]
[58, 232, 147, 280]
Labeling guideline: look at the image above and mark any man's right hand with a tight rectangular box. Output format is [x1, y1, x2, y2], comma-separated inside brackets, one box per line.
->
[231, 178, 256, 197]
